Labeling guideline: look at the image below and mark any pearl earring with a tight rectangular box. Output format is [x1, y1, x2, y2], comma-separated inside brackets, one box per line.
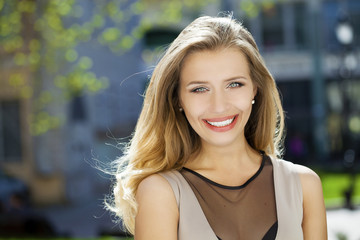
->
[252, 99, 255, 105]
[179, 107, 183, 112]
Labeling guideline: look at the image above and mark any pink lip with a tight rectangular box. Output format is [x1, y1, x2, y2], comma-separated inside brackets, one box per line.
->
[202, 114, 239, 133]
[203, 114, 238, 122]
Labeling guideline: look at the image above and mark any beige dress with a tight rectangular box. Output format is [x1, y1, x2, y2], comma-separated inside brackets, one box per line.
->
[159, 157, 304, 240]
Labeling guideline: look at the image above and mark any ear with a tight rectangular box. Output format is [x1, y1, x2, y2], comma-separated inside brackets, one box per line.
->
[176, 93, 183, 112]
[178, 102, 183, 112]
[177, 89, 183, 108]
[178, 99, 184, 112]
[252, 85, 258, 98]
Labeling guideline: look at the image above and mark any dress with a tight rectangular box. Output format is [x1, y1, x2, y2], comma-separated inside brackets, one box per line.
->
[159, 156, 304, 240]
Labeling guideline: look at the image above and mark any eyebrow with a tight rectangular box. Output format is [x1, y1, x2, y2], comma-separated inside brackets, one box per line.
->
[186, 76, 248, 87]
[186, 81, 208, 87]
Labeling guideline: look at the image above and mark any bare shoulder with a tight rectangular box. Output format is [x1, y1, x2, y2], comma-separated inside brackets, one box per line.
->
[136, 173, 178, 217]
[292, 164, 327, 239]
[294, 164, 322, 191]
[292, 164, 321, 186]
[135, 173, 179, 240]
[292, 164, 323, 200]
[137, 173, 175, 198]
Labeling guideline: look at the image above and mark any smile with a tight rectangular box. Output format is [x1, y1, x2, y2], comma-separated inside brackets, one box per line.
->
[203, 115, 239, 132]
[206, 117, 235, 127]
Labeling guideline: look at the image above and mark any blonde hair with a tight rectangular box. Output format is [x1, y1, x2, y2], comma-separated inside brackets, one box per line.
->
[107, 15, 285, 234]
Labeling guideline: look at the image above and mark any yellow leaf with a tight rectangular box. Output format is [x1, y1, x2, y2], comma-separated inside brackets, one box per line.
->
[14, 52, 27, 66]
[65, 49, 78, 62]
[78, 57, 93, 70]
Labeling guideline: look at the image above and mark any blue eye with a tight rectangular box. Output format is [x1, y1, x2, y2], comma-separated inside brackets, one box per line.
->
[191, 87, 208, 93]
[228, 82, 243, 88]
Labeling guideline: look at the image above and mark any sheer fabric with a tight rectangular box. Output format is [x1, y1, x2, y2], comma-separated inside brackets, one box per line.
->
[180, 155, 277, 240]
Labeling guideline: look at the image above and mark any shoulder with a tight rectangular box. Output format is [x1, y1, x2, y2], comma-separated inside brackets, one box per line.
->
[287, 164, 327, 238]
[136, 173, 177, 204]
[135, 173, 179, 239]
[273, 158, 327, 237]
[274, 158, 321, 183]
[291, 163, 322, 190]
[273, 158, 323, 199]
[286, 163, 325, 219]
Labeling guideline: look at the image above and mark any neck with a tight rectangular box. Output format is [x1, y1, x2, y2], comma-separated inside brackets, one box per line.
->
[189, 138, 261, 171]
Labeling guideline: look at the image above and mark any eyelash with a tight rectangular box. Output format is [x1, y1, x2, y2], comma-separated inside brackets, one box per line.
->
[190, 82, 244, 93]
[227, 82, 244, 88]
[191, 87, 208, 93]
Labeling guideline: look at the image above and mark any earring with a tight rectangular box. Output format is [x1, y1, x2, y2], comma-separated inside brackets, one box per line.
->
[179, 107, 183, 112]
[252, 99, 255, 105]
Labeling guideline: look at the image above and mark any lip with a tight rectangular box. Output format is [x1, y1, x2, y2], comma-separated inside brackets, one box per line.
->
[202, 114, 239, 132]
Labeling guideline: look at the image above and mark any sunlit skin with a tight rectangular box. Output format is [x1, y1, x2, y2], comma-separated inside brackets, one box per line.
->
[134, 48, 327, 240]
[179, 48, 256, 151]
[177, 48, 262, 186]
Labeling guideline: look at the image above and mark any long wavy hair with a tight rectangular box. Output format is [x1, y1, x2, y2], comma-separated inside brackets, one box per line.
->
[107, 15, 285, 234]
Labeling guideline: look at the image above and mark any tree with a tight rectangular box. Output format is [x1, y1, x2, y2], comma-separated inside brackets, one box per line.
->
[0, 0, 277, 135]
[0, 0, 217, 135]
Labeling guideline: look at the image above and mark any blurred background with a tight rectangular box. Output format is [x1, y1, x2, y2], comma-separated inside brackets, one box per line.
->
[0, 0, 359, 239]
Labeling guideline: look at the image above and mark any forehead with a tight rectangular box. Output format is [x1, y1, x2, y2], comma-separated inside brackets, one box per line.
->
[180, 48, 250, 83]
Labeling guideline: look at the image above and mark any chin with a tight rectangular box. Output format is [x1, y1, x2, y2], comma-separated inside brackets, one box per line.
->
[202, 137, 241, 148]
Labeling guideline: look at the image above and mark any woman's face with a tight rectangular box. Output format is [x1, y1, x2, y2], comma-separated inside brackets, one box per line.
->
[179, 48, 256, 148]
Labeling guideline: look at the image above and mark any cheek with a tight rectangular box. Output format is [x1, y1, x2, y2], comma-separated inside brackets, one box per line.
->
[233, 96, 253, 111]
[234, 99, 254, 123]
[180, 93, 204, 117]
[183, 103, 201, 122]
[182, 100, 207, 131]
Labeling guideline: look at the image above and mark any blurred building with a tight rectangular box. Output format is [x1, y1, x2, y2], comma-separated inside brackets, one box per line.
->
[0, 0, 359, 205]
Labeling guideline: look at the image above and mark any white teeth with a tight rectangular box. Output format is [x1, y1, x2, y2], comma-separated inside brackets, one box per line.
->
[206, 117, 235, 127]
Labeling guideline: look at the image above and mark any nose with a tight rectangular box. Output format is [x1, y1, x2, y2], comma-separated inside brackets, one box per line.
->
[209, 90, 229, 113]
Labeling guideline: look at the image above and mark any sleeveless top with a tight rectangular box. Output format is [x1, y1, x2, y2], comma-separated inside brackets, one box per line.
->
[180, 155, 277, 240]
[159, 157, 304, 240]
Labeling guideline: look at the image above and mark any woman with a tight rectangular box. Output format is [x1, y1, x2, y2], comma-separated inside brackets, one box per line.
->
[108, 15, 327, 239]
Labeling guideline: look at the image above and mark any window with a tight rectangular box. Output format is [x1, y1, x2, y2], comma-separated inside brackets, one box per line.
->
[277, 81, 312, 164]
[144, 29, 179, 49]
[348, 0, 360, 48]
[0, 101, 22, 162]
[294, 2, 308, 49]
[70, 95, 87, 122]
[261, 4, 284, 49]
[323, 0, 360, 50]
[143, 28, 180, 91]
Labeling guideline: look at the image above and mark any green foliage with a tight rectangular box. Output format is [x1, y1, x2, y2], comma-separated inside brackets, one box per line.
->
[0, 0, 216, 135]
[0, 0, 278, 135]
[319, 171, 360, 207]
[336, 232, 348, 240]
